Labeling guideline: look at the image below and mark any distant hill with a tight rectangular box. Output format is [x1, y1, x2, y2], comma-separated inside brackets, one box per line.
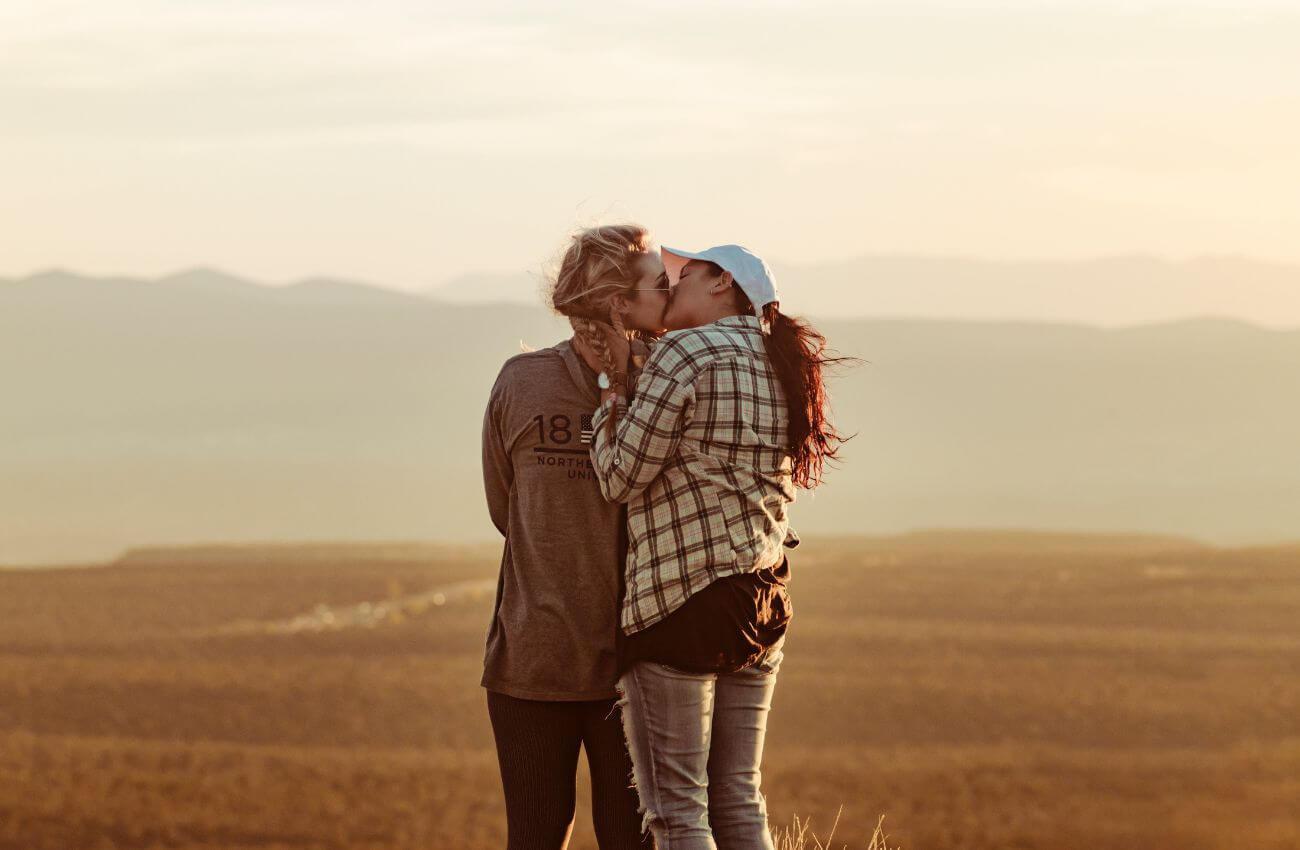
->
[2, 267, 1298, 565]
[424, 254, 1300, 328]
[425, 271, 549, 305]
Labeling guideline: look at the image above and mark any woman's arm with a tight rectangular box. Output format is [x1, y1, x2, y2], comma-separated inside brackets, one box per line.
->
[480, 379, 513, 536]
[589, 363, 694, 504]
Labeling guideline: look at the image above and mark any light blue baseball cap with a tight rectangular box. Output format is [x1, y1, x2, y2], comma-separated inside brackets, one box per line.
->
[661, 243, 779, 317]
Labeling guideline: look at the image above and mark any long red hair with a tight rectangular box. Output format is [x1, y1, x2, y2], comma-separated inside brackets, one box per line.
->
[699, 261, 855, 488]
[758, 301, 854, 489]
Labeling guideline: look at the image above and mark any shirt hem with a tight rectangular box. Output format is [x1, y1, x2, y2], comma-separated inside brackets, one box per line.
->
[481, 677, 620, 702]
[622, 544, 794, 634]
[622, 558, 768, 635]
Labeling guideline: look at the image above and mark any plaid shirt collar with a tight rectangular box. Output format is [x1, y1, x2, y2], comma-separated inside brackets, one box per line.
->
[708, 313, 763, 334]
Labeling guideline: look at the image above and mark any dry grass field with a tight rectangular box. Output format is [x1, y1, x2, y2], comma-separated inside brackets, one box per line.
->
[2, 533, 1298, 849]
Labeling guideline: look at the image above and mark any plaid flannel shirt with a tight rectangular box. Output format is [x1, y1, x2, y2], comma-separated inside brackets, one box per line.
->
[590, 314, 799, 634]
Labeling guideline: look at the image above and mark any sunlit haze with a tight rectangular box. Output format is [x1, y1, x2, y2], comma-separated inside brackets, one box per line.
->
[4, 0, 1300, 310]
[4, 8, 1299, 846]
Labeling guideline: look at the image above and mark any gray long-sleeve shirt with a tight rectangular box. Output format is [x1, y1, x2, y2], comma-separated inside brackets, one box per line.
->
[480, 339, 626, 700]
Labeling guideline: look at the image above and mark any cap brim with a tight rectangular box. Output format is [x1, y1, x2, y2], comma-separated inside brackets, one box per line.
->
[660, 245, 709, 287]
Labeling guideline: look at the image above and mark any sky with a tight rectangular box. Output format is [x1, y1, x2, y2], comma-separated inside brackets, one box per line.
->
[3, 0, 1300, 293]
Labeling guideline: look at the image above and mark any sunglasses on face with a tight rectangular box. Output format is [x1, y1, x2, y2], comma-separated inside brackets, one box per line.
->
[631, 272, 671, 293]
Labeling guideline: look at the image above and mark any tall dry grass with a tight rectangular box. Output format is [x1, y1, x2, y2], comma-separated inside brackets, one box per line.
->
[774, 809, 895, 850]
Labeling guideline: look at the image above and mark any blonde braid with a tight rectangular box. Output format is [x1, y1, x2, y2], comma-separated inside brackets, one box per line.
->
[604, 314, 632, 437]
[570, 317, 622, 435]
[546, 223, 651, 436]
[608, 310, 628, 339]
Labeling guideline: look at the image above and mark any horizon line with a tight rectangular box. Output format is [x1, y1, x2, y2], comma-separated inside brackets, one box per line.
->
[5, 249, 1300, 295]
[10, 526, 1300, 571]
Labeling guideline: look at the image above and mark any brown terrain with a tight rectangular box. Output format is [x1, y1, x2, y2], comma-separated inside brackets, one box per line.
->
[1, 532, 1298, 849]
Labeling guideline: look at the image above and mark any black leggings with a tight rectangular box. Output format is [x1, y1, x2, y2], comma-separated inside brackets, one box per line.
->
[486, 690, 651, 850]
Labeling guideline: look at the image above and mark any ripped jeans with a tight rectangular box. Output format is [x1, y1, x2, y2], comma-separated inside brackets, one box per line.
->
[615, 638, 783, 850]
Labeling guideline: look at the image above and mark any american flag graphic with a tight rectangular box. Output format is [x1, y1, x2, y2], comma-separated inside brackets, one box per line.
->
[580, 414, 594, 445]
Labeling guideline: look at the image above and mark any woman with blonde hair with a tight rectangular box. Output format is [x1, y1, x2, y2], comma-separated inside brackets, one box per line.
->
[480, 223, 667, 849]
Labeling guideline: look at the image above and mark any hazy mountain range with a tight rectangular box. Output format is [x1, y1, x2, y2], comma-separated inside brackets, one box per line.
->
[2, 266, 1298, 565]
[426, 254, 1300, 328]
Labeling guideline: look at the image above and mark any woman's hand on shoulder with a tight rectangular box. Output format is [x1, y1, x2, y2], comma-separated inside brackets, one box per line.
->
[605, 307, 632, 374]
[629, 338, 651, 370]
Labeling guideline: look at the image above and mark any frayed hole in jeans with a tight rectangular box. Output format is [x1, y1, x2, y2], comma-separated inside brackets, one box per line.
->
[639, 807, 661, 842]
[614, 685, 657, 841]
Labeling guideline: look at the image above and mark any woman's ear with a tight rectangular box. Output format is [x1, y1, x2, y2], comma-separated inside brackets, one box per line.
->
[709, 270, 734, 294]
[610, 293, 630, 315]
